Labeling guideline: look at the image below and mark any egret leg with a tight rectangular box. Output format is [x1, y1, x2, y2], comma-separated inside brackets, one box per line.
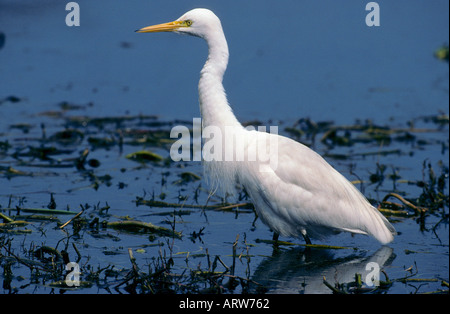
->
[270, 232, 280, 255]
[303, 235, 312, 245]
[301, 230, 312, 245]
[272, 232, 279, 243]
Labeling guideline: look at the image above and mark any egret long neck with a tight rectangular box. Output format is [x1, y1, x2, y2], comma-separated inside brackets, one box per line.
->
[198, 30, 241, 129]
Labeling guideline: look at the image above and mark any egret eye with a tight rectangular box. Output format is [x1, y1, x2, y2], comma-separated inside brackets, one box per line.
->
[185, 20, 193, 26]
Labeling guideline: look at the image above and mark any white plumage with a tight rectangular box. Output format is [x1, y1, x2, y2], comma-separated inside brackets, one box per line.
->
[137, 8, 396, 244]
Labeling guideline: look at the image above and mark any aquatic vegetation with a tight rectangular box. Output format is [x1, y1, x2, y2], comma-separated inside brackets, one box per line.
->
[434, 45, 449, 62]
[0, 102, 448, 294]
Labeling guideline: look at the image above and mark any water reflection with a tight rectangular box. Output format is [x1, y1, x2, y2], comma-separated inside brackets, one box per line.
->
[251, 246, 395, 294]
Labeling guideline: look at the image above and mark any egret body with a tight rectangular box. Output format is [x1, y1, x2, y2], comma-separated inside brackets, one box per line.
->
[137, 8, 396, 244]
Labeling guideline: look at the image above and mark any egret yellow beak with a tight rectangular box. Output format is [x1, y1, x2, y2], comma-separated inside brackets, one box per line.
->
[136, 20, 186, 33]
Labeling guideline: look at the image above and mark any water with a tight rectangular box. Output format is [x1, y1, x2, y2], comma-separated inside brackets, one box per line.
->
[0, 1, 448, 294]
[1, 0, 448, 121]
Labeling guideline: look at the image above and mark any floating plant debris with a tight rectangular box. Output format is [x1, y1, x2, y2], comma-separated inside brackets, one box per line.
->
[434, 45, 449, 62]
[107, 220, 182, 238]
[0, 102, 448, 294]
[125, 150, 164, 163]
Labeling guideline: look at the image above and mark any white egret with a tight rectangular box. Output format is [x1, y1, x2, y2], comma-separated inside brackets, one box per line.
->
[136, 8, 396, 244]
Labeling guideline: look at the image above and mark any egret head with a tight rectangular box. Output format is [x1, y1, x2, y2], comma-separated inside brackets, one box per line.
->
[136, 8, 222, 40]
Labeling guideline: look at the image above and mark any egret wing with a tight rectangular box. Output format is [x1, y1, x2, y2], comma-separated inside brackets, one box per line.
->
[240, 132, 395, 243]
